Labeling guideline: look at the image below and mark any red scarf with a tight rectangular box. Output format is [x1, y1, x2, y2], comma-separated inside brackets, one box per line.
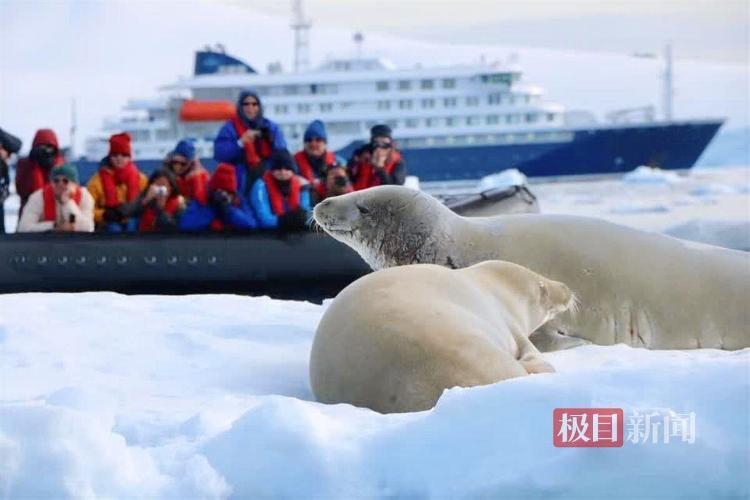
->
[353, 151, 401, 191]
[294, 151, 335, 183]
[138, 196, 182, 232]
[232, 116, 273, 170]
[99, 162, 141, 207]
[176, 169, 209, 205]
[263, 171, 300, 216]
[42, 184, 82, 221]
[15, 154, 64, 203]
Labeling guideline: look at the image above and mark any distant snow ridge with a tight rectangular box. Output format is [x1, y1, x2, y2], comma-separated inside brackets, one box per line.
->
[665, 220, 750, 251]
[623, 166, 683, 185]
[478, 168, 528, 191]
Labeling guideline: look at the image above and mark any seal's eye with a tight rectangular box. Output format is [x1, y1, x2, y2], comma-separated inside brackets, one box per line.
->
[356, 204, 370, 216]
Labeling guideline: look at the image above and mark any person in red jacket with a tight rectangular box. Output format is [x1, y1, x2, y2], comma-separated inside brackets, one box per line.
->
[166, 139, 209, 205]
[293, 120, 338, 203]
[15, 128, 64, 214]
[349, 124, 406, 191]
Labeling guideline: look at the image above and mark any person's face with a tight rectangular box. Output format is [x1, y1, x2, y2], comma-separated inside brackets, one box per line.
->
[110, 152, 130, 168]
[51, 175, 73, 198]
[371, 137, 393, 153]
[304, 138, 327, 157]
[0, 145, 8, 162]
[170, 154, 190, 176]
[241, 96, 260, 120]
[272, 167, 294, 182]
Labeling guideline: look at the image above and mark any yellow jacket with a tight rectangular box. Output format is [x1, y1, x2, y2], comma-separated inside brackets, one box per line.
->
[87, 170, 148, 226]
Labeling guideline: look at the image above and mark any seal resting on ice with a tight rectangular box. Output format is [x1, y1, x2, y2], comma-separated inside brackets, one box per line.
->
[310, 261, 574, 413]
[313, 186, 750, 351]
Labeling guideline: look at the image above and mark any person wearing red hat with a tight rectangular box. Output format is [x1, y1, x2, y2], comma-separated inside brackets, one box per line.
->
[178, 163, 257, 232]
[86, 132, 147, 232]
[14, 128, 65, 215]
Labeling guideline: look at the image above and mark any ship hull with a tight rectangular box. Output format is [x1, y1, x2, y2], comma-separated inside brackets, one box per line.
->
[75, 120, 722, 184]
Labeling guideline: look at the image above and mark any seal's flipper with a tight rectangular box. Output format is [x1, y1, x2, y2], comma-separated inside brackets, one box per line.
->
[512, 332, 555, 374]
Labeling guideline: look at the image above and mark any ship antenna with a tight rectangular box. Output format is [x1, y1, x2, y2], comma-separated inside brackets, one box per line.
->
[354, 32, 364, 60]
[69, 98, 77, 159]
[291, 0, 311, 73]
[662, 43, 673, 122]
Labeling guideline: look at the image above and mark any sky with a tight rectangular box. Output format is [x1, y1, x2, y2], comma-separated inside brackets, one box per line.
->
[0, 0, 747, 155]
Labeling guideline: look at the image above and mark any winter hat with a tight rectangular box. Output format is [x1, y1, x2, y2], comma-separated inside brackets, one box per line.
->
[236, 89, 263, 127]
[50, 163, 79, 184]
[303, 120, 327, 142]
[31, 128, 59, 149]
[0, 127, 22, 154]
[268, 149, 297, 172]
[370, 124, 392, 140]
[209, 163, 238, 194]
[109, 132, 132, 156]
[171, 139, 196, 161]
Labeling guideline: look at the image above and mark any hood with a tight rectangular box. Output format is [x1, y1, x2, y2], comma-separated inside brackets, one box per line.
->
[32, 129, 59, 149]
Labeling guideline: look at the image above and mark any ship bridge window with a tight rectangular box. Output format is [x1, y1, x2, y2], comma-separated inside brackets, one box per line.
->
[442, 78, 456, 89]
[443, 97, 457, 107]
[481, 73, 513, 85]
[420, 79, 434, 90]
[421, 98, 435, 108]
[398, 99, 413, 110]
[376, 81, 389, 91]
[398, 80, 411, 91]
[377, 100, 391, 110]
[466, 96, 479, 107]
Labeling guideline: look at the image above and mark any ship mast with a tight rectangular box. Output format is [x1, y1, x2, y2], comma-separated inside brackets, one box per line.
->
[291, 0, 311, 73]
[662, 43, 674, 122]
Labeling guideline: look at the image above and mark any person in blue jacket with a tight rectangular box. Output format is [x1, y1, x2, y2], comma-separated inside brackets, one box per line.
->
[250, 149, 311, 230]
[179, 163, 257, 232]
[213, 90, 287, 195]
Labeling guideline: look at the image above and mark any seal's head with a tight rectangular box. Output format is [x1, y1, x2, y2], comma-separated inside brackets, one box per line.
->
[313, 186, 457, 269]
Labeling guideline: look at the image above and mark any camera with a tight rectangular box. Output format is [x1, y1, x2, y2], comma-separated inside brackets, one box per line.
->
[154, 186, 168, 196]
[333, 176, 348, 187]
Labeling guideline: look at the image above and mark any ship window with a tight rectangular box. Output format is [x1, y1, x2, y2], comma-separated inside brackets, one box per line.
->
[274, 105, 288, 114]
[283, 85, 298, 96]
[421, 98, 435, 108]
[425, 118, 435, 127]
[488, 93, 502, 105]
[327, 121, 360, 134]
[443, 97, 457, 107]
[377, 100, 391, 110]
[398, 80, 411, 91]
[156, 130, 171, 141]
[526, 113, 537, 122]
[486, 115, 499, 124]
[466, 116, 481, 126]
[547, 113, 555, 121]
[398, 99, 413, 110]
[420, 79, 434, 90]
[442, 78, 456, 89]
[406, 119, 419, 128]
[376, 81, 389, 91]
[297, 103, 311, 113]
[466, 96, 479, 107]
[320, 103, 333, 112]
[386, 119, 398, 130]
[310, 84, 318, 94]
[446, 117, 456, 127]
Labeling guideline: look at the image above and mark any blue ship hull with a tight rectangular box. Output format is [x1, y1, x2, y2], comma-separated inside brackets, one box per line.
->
[75, 120, 722, 184]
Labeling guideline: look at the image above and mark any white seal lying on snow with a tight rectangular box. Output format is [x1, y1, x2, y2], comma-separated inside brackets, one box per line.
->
[313, 186, 750, 351]
[310, 261, 573, 413]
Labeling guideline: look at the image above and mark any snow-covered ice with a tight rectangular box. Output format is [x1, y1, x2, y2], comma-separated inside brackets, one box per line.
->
[1, 166, 749, 498]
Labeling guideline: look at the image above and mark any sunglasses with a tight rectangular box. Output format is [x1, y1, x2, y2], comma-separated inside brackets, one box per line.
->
[373, 141, 393, 149]
[171, 159, 188, 167]
[52, 177, 69, 185]
[111, 152, 130, 158]
[307, 137, 326, 143]
[242, 101, 260, 107]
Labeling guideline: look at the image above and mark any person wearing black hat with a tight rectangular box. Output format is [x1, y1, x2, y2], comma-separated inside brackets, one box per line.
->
[0, 127, 23, 233]
[17, 163, 95, 233]
[349, 124, 406, 191]
[250, 149, 312, 230]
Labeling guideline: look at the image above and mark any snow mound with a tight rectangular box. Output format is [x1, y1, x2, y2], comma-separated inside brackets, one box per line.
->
[664, 219, 750, 251]
[622, 166, 683, 185]
[689, 183, 741, 196]
[610, 202, 671, 214]
[478, 168, 528, 191]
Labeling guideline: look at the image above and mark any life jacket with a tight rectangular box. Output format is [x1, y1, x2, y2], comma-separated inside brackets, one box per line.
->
[176, 168, 210, 205]
[42, 184, 82, 222]
[99, 162, 142, 207]
[294, 150, 335, 183]
[263, 171, 301, 216]
[231, 115, 273, 170]
[353, 150, 402, 191]
[138, 195, 182, 232]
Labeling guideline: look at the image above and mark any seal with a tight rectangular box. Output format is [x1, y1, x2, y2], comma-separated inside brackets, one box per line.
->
[313, 186, 750, 350]
[310, 261, 573, 413]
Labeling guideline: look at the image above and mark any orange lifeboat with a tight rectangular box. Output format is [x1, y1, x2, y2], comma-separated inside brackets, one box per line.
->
[179, 100, 235, 122]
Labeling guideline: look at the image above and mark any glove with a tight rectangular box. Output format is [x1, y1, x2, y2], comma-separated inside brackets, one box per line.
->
[278, 209, 309, 231]
[102, 206, 122, 224]
[210, 190, 232, 210]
